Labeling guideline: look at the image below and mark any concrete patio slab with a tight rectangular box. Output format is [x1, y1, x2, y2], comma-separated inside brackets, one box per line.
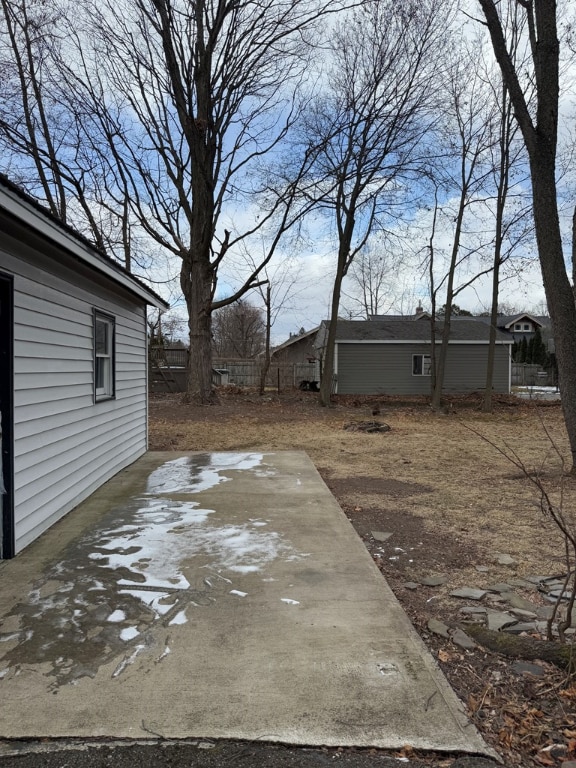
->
[0, 451, 492, 756]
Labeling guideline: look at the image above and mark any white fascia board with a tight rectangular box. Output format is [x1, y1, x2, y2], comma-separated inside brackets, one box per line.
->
[336, 339, 513, 346]
[0, 185, 169, 310]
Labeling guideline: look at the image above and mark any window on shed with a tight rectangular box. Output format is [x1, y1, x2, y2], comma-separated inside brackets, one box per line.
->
[412, 354, 431, 376]
[94, 311, 115, 401]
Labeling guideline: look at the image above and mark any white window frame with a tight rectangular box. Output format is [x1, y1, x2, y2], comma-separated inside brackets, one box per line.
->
[412, 354, 431, 376]
[514, 323, 522, 331]
[523, 323, 531, 331]
[94, 311, 115, 401]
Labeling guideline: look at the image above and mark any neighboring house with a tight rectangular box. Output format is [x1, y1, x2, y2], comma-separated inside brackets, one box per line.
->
[0, 176, 168, 558]
[315, 318, 513, 395]
[271, 327, 319, 365]
[496, 313, 548, 339]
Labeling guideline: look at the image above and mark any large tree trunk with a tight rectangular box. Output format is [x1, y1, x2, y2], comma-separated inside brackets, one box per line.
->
[479, 0, 576, 469]
[319, 270, 345, 407]
[530, 152, 576, 467]
[182, 255, 215, 403]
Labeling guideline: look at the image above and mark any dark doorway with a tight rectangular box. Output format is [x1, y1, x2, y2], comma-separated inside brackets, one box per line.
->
[0, 272, 14, 558]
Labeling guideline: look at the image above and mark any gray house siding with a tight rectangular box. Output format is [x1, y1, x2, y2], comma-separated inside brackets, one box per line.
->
[2, 240, 148, 554]
[336, 342, 510, 395]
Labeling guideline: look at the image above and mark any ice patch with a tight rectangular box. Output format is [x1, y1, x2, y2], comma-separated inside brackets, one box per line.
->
[168, 610, 187, 626]
[281, 598, 300, 605]
[146, 453, 266, 495]
[120, 627, 140, 641]
[107, 610, 126, 623]
[230, 590, 248, 597]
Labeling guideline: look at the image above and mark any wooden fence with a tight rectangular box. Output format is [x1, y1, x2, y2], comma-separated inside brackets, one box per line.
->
[511, 363, 551, 386]
[149, 347, 317, 393]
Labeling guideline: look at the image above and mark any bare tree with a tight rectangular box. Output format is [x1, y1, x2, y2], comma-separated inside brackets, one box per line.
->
[0, 0, 137, 267]
[427, 38, 497, 410]
[479, 0, 576, 470]
[341, 236, 405, 318]
[212, 300, 265, 359]
[481, 13, 534, 412]
[1, 0, 344, 402]
[304, 0, 453, 406]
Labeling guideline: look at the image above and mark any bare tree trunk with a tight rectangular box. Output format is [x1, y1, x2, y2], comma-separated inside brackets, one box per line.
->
[259, 284, 271, 396]
[319, 269, 345, 407]
[530, 154, 576, 467]
[183, 256, 215, 403]
[479, 0, 576, 469]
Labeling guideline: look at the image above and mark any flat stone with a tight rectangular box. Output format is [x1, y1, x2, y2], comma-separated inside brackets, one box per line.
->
[508, 578, 536, 589]
[371, 531, 393, 542]
[525, 574, 555, 584]
[486, 611, 517, 632]
[556, 762, 576, 768]
[450, 588, 487, 601]
[500, 591, 539, 612]
[475, 566, 490, 573]
[542, 581, 566, 591]
[485, 583, 513, 593]
[510, 608, 537, 620]
[541, 573, 568, 582]
[493, 553, 517, 566]
[459, 605, 488, 615]
[403, 582, 420, 590]
[511, 661, 546, 677]
[502, 622, 538, 634]
[548, 589, 571, 600]
[428, 618, 450, 638]
[451, 628, 476, 650]
[420, 575, 447, 587]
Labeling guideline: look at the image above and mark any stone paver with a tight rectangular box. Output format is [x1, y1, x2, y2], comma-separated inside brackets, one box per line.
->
[450, 588, 487, 601]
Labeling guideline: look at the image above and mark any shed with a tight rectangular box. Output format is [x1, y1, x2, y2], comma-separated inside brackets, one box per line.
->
[0, 176, 168, 558]
[317, 318, 513, 395]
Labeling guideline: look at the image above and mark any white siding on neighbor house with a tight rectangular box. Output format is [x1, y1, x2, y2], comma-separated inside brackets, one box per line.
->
[1, 241, 148, 554]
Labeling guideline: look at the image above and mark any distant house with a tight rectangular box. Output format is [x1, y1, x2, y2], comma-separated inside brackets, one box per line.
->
[0, 176, 168, 558]
[271, 327, 319, 365]
[316, 318, 513, 395]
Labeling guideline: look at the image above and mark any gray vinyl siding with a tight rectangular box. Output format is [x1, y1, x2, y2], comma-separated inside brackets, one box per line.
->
[2, 242, 148, 554]
[336, 343, 510, 395]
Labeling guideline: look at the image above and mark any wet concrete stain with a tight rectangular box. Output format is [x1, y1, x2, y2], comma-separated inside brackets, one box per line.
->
[0, 453, 298, 688]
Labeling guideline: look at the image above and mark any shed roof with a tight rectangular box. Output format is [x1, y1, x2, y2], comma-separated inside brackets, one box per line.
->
[272, 326, 319, 354]
[0, 175, 169, 310]
[324, 318, 513, 344]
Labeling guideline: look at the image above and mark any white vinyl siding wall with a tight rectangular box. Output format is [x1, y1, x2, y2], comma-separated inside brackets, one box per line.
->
[335, 342, 510, 395]
[2, 243, 148, 554]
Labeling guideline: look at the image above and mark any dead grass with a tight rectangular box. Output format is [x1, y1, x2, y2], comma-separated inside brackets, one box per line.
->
[149, 392, 571, 578]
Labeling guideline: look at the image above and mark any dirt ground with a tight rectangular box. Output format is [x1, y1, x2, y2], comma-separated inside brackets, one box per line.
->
[149, 389, 576, 768]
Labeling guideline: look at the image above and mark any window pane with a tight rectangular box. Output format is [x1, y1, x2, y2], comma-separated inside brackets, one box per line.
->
[94, 313, 114, 399]
[95, 319, 108, 355]
[413, 355, 422, 375]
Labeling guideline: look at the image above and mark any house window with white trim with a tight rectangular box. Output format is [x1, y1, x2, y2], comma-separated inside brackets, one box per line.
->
[412, 354, 431, 376]
[94, 311, 115, 401]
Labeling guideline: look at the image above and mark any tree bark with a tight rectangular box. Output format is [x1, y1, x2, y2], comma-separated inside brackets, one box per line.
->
[466, 623, 576, 673]
[479, 0, 576, 469]
[182, 255, 216, 403]
[319, 267, 345, 407]
[529, 152, 576, 467]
